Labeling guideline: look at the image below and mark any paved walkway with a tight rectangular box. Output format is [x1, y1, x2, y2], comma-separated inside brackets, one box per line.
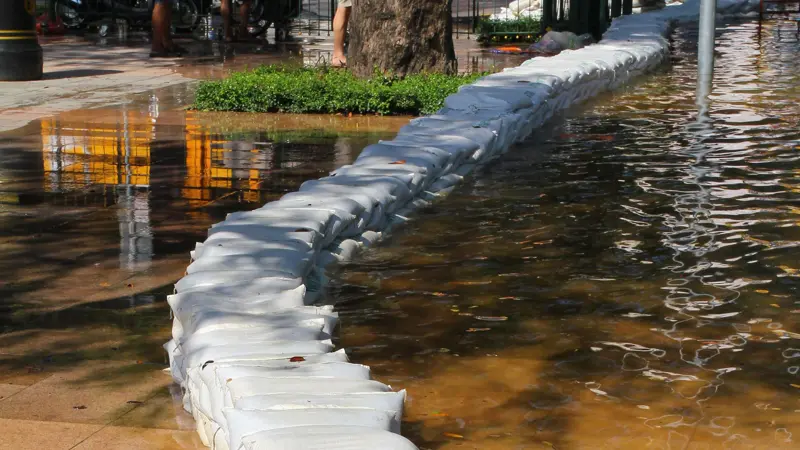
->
[0, 34, 525, 133]
[0, 38, 191, 133]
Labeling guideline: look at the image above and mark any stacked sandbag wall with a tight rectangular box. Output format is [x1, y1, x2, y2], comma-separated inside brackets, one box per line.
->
[165, 1, 759, 449]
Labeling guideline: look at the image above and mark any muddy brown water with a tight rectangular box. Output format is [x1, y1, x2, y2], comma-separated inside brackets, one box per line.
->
[328, 21, 800, 449]
[0, 17, 796, 450]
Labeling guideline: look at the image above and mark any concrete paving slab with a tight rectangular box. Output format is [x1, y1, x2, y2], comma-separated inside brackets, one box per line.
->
[71, 425, 206, 450]
[0, 418, 103, 450]
[0, 360, 170, 424]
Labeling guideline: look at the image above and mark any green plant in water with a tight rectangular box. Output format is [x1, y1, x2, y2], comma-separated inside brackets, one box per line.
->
[193, 65, 488, 116]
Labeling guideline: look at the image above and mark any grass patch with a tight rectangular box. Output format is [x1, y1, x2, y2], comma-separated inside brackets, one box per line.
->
[193, 66, 487, 116]
[477, 16, 541, 43]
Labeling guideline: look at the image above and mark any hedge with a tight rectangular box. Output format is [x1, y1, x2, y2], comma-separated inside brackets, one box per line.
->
[192, 66, 487, 116]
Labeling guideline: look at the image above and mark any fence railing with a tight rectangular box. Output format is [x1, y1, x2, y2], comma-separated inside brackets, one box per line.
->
[291, 0, 634, 41]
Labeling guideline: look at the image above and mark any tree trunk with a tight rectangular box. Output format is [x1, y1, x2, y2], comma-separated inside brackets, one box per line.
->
[348, 0, 457, 78]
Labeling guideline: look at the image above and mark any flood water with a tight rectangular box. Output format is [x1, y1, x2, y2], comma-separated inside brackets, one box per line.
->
[0, 84, 405, 401]
[331, 21, 800, 449]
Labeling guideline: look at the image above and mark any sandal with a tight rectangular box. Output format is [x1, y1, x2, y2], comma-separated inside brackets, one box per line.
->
[331, 57, 347, 68]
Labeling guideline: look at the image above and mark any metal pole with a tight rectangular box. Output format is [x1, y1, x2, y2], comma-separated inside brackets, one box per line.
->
[542, 0, 554, 33]
[611, 0, 621, 17]
[622, 0, 632, 15]
[696, 0, 717, 121]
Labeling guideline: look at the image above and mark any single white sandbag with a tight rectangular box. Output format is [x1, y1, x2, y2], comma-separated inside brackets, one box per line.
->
[224, 408, 399, 450]
[174, 272, 302, 295]
[192, 239, 312, 260]
[205, 226, 321, 251]
[186, 248, 315, 279]
[239, 425, 418, 450]
[178, 306, 338, 340]
[179, 340, 336, 377]
[196, 363, 373, 429]
[234, 391, 405, 416]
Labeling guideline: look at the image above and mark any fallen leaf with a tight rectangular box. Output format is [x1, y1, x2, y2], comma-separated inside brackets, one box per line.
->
[756, 289, 769, 294]
[466, 328, 491, 332]
[443, 432, 464, 439]
[791, 384, 800, 389]
[430, 412, 449, 417]
[289, 356, 305, 362]
[99, 282, 110, 287]
[771, 304, 781, 308]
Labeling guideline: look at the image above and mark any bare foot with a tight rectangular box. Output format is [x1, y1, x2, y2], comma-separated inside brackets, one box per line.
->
[331, 55, 347, 68]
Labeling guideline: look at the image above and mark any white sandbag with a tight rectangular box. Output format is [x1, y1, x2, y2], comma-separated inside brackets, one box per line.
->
[178, 306, 337, 340]
[193, 239, 312, 260]
[356, 144, 452, 176]
[214, 362, 371, 383]
[227, 207, 355, 244]
[179, 340, 336, 376]
[240, 425, 418, 450]
[179, 326, 327, 358]
[330, 166, 426, 195]
[234, 391, 405, 416]
[225, 408, 399, 450]
[279, 191, 378, 221]
[195, 363, 373, 429]
[384, 134, 479, 166]
[169, 287, 308, 340]
[225, 377, 392, 406]
[298, 182, 396, 215]
[186, 249, 315, 279]
[174, 271, 302, 295]
[307, 175, 414, 209]
[262, 197, 367, 220]
[205, 226, 321, 250]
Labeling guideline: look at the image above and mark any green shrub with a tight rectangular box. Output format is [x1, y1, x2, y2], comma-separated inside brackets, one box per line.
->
[477, 16, 541, 44]
[193, 66, 486, 116]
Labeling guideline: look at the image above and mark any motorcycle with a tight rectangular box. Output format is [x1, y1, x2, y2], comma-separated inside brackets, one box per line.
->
[200, 0, 296, 39]
[53, 0, 200, 33]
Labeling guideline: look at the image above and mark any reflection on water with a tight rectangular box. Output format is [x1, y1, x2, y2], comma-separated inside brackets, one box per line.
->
[332, 20, 800, 449]
[0, 91, 407, 319]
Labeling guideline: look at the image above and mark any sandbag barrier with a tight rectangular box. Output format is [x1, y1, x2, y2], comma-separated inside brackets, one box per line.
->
[165, 1, 758, 448]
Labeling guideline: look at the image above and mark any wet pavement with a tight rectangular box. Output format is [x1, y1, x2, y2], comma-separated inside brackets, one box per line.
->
[0, 82, 409, 449]
[0, 33, 528, 133]
[328, 20, 800, 449]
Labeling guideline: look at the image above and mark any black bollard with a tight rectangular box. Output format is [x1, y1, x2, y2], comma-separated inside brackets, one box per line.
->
[0, 0, 43, 81]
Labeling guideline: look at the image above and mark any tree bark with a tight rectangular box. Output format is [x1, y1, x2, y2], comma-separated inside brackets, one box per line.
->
[348, 0, 457, 78]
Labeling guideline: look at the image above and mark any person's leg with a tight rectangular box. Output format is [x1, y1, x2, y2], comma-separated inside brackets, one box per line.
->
[151, 0, 169, 53]
[221, 0, 234, 41]
[332, 1, 351, 67]
[238, 0, 251, 39]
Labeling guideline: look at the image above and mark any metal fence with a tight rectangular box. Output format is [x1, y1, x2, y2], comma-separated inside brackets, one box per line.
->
[291, 0, 629, 41]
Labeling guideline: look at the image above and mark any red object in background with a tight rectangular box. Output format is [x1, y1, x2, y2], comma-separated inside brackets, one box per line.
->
[36, 14, 66, 35]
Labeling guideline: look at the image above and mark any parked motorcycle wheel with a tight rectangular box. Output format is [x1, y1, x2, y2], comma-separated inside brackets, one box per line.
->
[243, 0, 268, 37]
[173, 0, 199, 30]
[53, 0, 84, 29]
